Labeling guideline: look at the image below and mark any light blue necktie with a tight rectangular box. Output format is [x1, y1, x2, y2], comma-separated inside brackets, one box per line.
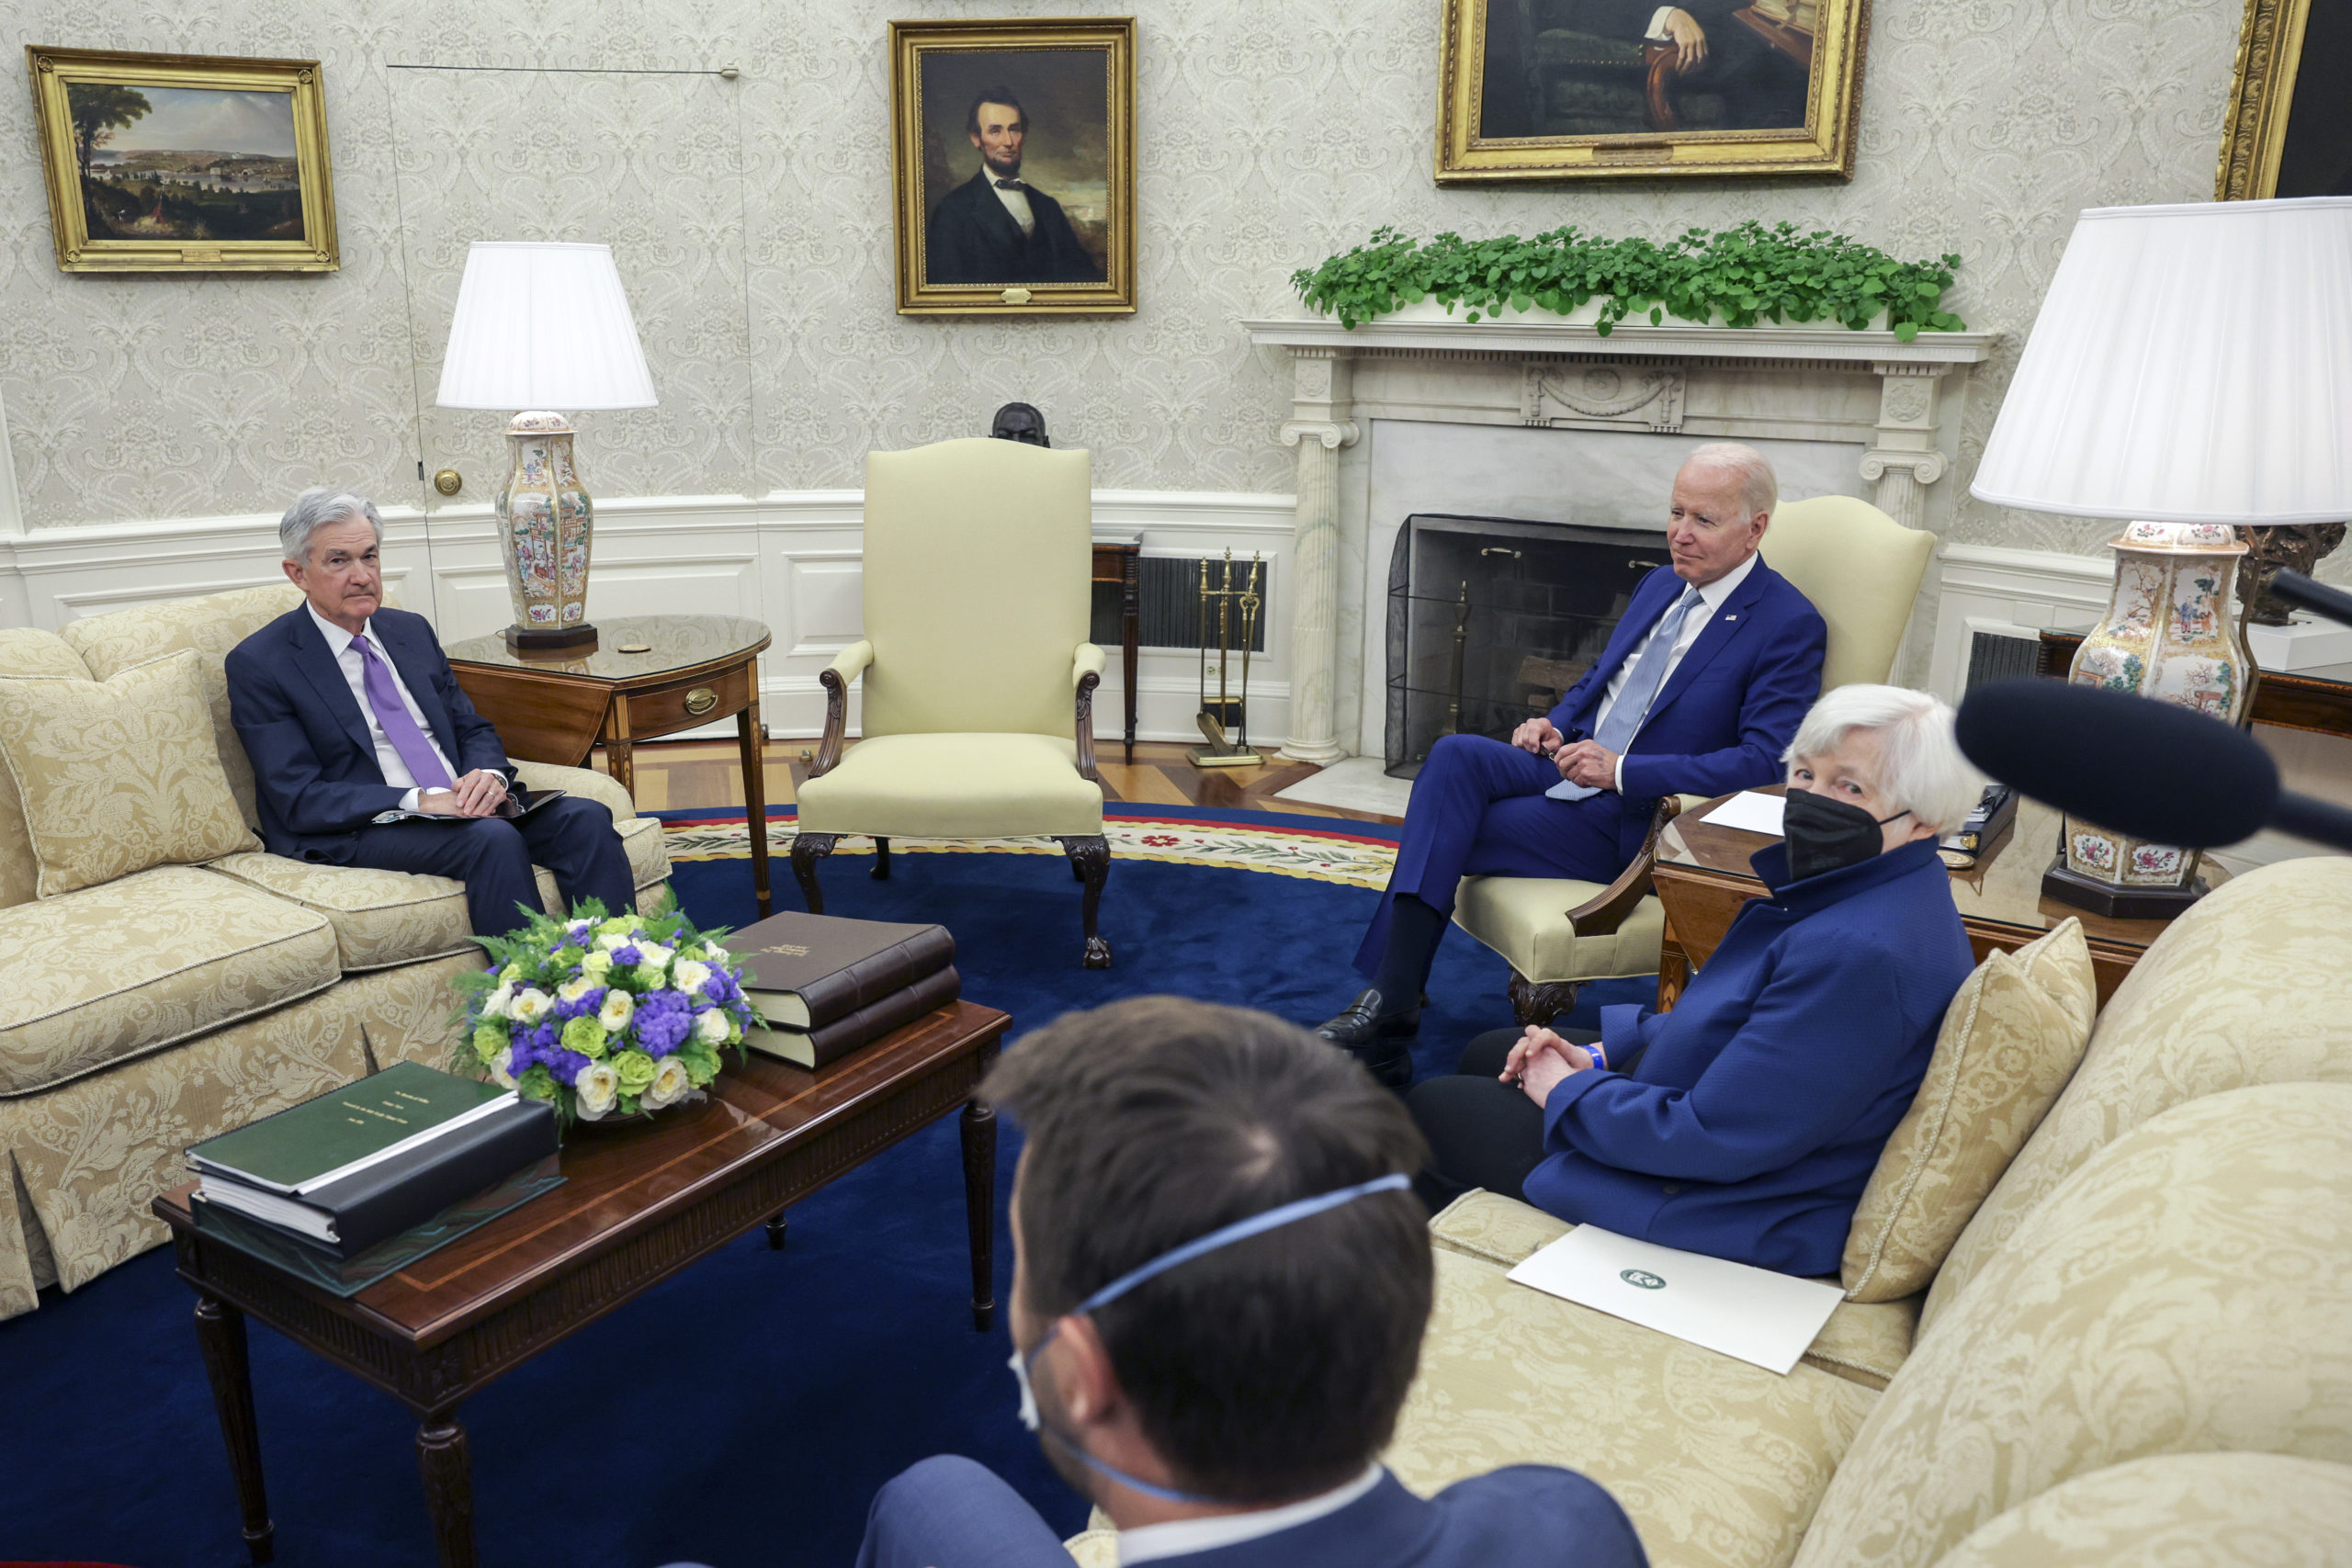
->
[1547, 585, 1706, 802]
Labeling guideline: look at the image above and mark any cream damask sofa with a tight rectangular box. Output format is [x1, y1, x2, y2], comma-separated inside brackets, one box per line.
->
[1381, 855, 2352, 1568]
[0, 584, 671, 1320]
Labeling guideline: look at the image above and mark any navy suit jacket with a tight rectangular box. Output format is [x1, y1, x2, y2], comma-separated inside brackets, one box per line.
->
[1546, 559, 1825, 869]
[1530, 838, 1975, 1275]
[224, 605, 514, 863]
[1131, 1470, 1643, 1568]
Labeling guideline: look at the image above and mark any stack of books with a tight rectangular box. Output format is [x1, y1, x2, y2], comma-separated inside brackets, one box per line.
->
[1748, 0, 1819, 31]
[735, 911, 960, 1067]
[187, 1061, 560, 1262]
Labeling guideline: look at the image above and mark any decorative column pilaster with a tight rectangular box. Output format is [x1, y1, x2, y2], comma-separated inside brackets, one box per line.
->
[1278, 348, 1357, 763]
[1860, 362, 1951, 531]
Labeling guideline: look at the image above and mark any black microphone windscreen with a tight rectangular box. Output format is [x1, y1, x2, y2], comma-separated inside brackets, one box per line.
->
[1954, 680, 2278, 848]
[2266, 570, 2352, 632]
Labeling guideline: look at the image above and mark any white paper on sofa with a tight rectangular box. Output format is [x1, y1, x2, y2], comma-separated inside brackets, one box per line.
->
[1700, 790, 1785, 837]
[1506, 1226, 1841, 1374]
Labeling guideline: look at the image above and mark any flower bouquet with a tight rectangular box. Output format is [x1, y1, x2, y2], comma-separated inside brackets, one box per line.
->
[449, 899, 761, 1124]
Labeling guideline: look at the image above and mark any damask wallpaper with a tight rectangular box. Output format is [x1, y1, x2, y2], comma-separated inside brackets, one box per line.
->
[0, 0, 2248, 558]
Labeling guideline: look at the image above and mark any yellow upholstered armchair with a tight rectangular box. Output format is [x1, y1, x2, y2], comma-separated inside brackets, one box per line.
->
[794, 437, 1114, 967]
[1453, 493, 1937, 1024]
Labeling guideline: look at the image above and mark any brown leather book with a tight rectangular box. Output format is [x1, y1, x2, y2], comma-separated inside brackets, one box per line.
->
[730, 910, 956, 1030]
[743, 966, 963, 1068]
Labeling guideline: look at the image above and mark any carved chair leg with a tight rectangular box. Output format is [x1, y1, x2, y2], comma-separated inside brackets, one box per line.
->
[871, 837, 891, 880]
[790, 831, 838, 914]
[1509, 972, 1580, 1029]
[1057, 834, 1114, 969]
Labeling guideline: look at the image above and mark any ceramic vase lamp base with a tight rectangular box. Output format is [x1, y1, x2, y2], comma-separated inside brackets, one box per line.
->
[2043, 520, 2254, 921]
[497, 410, 600, 654]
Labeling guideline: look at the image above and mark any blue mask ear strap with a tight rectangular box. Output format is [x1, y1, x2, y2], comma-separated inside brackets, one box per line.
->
[1072, 1172, 1412, 1316]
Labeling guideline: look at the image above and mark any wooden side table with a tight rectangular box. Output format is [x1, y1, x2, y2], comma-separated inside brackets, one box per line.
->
[1652, 786, 2222, 1013]
[1093, 535, 1141, 763]
[445, 615, 775, 916]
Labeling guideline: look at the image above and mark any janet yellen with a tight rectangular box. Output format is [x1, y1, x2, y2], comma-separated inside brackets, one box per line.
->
[1408, 684, 1983, 1276]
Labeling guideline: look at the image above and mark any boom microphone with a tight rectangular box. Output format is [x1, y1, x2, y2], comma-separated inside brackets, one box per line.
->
[2266, 569, 2352, 630]
[1954, 680, 2281, 849]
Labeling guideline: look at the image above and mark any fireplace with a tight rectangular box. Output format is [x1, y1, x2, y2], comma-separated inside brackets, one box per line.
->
[1385, 513, 1668, 777]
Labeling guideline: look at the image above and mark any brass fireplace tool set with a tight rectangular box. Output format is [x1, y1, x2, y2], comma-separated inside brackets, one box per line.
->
[1188, 548, 1263, 769]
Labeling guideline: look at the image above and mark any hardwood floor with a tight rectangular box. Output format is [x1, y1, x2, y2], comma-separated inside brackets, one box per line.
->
[594, 738, 1403, 827]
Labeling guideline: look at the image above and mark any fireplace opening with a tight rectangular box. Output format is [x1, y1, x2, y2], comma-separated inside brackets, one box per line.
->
[1385, 513, 1669, 778]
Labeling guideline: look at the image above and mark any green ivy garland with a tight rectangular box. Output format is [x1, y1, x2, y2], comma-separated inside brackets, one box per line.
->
[1291, 221, 1965, 341]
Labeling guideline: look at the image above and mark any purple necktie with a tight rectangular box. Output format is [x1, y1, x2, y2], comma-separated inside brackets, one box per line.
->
[350, 633, 455, 790]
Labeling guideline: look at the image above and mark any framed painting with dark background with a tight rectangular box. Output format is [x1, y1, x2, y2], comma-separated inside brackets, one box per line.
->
[891, 17, 1136, 315]
[2217, 0, 2350, 198]
[27, 45, 337, 273]
[1434, 0, 1868, 183]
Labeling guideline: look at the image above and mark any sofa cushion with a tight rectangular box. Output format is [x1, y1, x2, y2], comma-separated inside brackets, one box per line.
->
[60, 583, 304, 831]
[1842, 919, 2094, 1303]
[204, 815, 668, 969]
[1388, 1242, 1882, 1568]
[1933, 1453, 2352, 1568]
[1793, 1084, 2352, 1568]
[0, 630, 93, 912]
[1453, 878, 1667, 983]
[0, 650, 259, 897]
[796, 732, 1102, 839]
[0, 865, 339, 1098]
[1429, 1188, 1919, 1390]
[1922, 857, 2352, 1336]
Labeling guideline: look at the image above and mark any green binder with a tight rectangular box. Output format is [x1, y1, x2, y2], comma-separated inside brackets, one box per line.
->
[188, 1061, 514, 1194]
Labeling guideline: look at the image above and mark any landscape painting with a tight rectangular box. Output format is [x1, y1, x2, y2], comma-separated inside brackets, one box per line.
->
[28, 47, 338, 273]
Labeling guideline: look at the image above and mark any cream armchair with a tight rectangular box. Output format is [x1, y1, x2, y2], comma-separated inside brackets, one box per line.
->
[1453, 494, 1937, 1024]
[794, 437, 1114, 967]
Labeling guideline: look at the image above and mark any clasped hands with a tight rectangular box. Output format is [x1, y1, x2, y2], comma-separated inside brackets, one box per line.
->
[1500, 1026, 1597, 1107]
[413, 768, 510, 818]
[1511, 716, 1618, 791]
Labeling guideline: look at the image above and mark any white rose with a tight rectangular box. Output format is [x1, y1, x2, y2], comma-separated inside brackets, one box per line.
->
[636, 942, 673, 973]
[595, 931, 629, 952]
[480, 983, 514, 1020]
[509, 987, 553, 1024]
[695, 1006, 732, 1044]
[702, 943, 729, 966]
[641, 1055, 695, 1110]
[489, 1046, 518, 1090]
[598, 989, 635, 1032]
[557, 976, 598, 1005]
[673, 959, 712, 996]
[581, 949, 614, 979]
[574, 1061, 619, 1119]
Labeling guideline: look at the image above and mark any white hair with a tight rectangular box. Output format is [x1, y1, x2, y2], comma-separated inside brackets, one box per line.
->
[280, 488, 382, 564]
[1783, 683, 1983, 836]
[1681, 441, 1778, 519]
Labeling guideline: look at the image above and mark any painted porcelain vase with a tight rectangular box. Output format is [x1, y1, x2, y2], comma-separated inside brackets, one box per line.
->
[2064, 520, 2253, 894]
[496, 410, 594, 643]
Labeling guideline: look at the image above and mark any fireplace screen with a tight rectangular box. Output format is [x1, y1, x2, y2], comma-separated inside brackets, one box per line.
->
[1385, 513, 1668, 778]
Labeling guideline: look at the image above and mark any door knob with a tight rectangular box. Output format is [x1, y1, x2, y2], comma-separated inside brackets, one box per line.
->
[433, 468, 463, 496]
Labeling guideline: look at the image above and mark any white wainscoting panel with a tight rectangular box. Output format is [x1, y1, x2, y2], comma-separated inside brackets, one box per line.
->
[1926, 543, 2116, 702]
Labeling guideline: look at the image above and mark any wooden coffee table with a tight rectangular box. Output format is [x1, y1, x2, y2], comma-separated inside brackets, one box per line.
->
[153, 1000, 1009, 1568]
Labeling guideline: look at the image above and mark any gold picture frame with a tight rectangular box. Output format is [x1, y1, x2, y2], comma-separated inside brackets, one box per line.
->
[1434, 0, 1870, 184]
[890, 17, 1136, 315]
[27, 45, 338, 274]
[2215, 0, 2344, 199]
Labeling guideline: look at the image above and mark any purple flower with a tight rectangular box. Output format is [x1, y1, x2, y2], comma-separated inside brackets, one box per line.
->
[552, 985, 608, 1022]
[630, 988, 694, 1055]
[563, 921, 594, 947]
[611, 943, 644, 967]
[548, 1050, 589, 1087]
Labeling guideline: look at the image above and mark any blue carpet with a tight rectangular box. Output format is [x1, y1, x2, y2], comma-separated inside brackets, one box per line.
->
[0, 836, 1649, 1568]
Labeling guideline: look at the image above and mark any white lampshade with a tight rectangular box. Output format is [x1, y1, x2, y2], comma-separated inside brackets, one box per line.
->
[435, 241, 657, 411]
[1972, 197, 2352, 525]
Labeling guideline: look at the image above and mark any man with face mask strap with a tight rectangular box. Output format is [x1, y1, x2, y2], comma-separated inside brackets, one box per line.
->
[1408, 684, 1982, 1278]
[853, 997, 1647, 1568]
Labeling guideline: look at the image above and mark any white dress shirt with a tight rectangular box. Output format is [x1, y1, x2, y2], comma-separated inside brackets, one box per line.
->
[1590, 549, 1758, 793]
[306, 603, 457, 811]
[1645, 6, 1679, 40]
[1117, 1463, 1385, 1565]
[989, 169, 1038, 236]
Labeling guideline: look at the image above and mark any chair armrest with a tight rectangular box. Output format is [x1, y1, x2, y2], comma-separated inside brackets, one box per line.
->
[810, 641, 873, 780]
[514, 761, 637, 823]
[1073, 643, 1104, 784]
[1562, 795, 1679, 936]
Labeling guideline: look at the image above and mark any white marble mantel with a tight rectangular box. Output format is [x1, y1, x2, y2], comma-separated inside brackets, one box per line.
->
[1241, 314, 1999, 761]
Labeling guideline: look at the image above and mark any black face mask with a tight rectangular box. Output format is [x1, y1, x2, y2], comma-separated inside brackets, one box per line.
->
[1782, 788, 1910, 882]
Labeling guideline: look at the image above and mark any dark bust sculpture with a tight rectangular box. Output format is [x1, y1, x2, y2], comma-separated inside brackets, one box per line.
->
[989, 402, 1050, 447]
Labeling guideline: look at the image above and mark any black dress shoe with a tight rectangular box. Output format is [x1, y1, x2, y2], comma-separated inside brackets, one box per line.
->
[1359, 1038, 1415, 1092]
[1314, 988, 1420, 1048]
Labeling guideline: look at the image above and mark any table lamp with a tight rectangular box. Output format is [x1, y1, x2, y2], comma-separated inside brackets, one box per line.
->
[435, 241, 657, 652]
[1971, 196, 2352, 917]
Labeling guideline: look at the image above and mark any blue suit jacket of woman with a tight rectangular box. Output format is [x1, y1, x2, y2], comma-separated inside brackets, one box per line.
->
[1525, 837, 1973, 1275]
